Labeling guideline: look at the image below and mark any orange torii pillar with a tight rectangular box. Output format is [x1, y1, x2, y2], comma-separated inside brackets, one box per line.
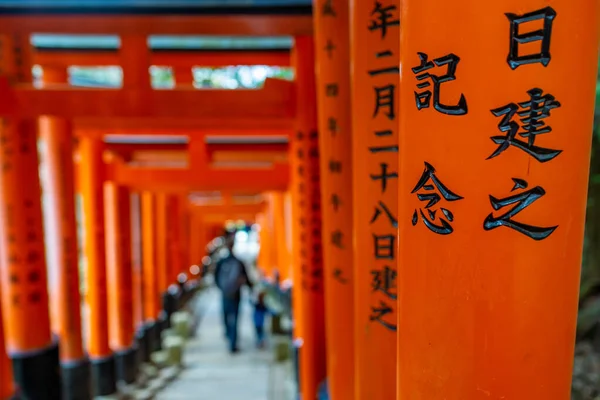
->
[155, 192, 170, 329]
[0, 297, 15, 399]
[256, 212, 273, 276]
[270, 191, 289, 282]
[130, 192, 148, 362]
[397, 2, 600, 399]
[78, 135, 117, 397]
[0, 119, 60, 398]
[167, 195, 184, 285]
[141, 191, 161, 355]
[104, 182, 137, 385]
[313, 1, 355, 399]
[351, 0, 400, 398]
[38, 66, 88, 399]
[291, 36, 326, 400]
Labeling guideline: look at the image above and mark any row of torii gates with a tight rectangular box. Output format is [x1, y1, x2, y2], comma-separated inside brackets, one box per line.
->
[0, 1, 598, 400]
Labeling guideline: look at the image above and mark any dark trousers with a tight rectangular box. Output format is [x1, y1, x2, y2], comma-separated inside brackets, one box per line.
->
[222, 296, 240, 351]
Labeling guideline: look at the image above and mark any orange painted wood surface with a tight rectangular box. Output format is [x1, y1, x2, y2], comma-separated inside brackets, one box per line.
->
[155, 193, 169, 294]
[78, 135, 111, 358]
[0, 293, 14, 399]
[397, 1, 600, 399]
[105, 183, 135, 351]
[40, 114, 85, 362]
[313, 1, 355, 398]
[0, 14, 313, 36]
[130, 192, 144, 330]
[141, 191, 160, 320]
[351, 0, 400, 398]
[75, 117, 294, 132]
[291, 36, 326, 400]
[0, 119, 53, 354]
[0, 79, 295, 119]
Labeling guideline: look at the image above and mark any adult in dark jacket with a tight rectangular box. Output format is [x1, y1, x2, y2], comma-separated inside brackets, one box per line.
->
[214, 231, 252, 353]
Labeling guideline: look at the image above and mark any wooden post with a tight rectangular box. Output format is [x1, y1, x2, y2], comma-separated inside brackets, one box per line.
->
[78, 135, 116, 397]
[154, 192, 170, 332]
[0, 118, 60, 398]
[351, 0, 400, 398]
[130, 192, 147, 362]
[397, 1, 600, 398]
[271, 191, 289, 281]
[39, 66, 89, 399]
[141, 191, 160, 354]
[0, 287, 15, 399]
[313, 1, 355, 398]
[167, 195, 183, 285]
[256, 212, 273, 276]
[291, 36, 327, 400]
[104, 182, 137, 385]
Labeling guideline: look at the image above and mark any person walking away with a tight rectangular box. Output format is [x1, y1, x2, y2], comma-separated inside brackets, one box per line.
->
[253, 290, 268, 348]
[214, 231, 251, 353]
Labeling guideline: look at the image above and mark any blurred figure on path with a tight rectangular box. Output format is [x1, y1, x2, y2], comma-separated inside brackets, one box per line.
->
[214, 230, 252, 353]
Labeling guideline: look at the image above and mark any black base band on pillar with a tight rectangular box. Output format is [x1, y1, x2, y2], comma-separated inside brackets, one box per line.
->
[135, 327, 149, 364]
[145, 321, 161, 354]
[61, 357, 91, 400]
[158, 310, 169, 336]
[90, 355, 117, 397]
[115, 346, 138, 385]
[11, 340, 61, 400]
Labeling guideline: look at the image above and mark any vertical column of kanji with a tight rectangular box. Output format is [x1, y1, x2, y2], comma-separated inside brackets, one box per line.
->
[0, 119, 60, 398]
[313, 1, 355, 399]
[397, 1, 600, 399]
[78, 135, 116, 397]
[104, 182, 136, 385]
[130, 192, 148, 363]
[141, 191, 160, 356]
[38, 70, 89, 397]
[292, 36, 327, 400]
[351, 1, 400, 398]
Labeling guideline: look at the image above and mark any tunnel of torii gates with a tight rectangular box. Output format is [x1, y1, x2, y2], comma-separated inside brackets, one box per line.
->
[0, 1, 597, 400]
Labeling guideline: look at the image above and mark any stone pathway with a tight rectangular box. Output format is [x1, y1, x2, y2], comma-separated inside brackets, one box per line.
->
[156, 287, 295, 400]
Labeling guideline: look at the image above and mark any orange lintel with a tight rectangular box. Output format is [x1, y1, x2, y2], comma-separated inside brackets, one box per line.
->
[75, 117, 294, 132]
[0, 78, 294, 119]
[110, 164, 289, 192]
[0, 14, 312, 36]
[33, 50, 291, 68]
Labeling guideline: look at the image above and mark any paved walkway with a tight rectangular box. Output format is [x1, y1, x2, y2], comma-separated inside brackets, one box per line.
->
[156, 287, 294, 400]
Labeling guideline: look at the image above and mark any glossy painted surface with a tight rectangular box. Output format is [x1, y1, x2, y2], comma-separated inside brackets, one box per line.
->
[397, 0, 600, 398]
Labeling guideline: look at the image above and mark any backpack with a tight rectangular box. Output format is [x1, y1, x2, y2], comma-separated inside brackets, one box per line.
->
[218, 256, 244, 298]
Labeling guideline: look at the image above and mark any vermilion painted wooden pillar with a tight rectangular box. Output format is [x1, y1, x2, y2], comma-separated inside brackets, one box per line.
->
[0, 294, 14, 399]
[141, 191, 160, 353]
[283, 190, 294, 283]
[174, 67, 194, 88]
[78, 135, 116, 397]
[313, 1, 355, 398]
[256, 212, 273, 276]
[167, 195, 183, 284]
[0, 118, 60, 398]
[104, 183, 136, 385]
[38, 66, 89, 399]
[291, 36, 327, 400]
[397, 1, 600, 399]
[351, 0, 400, 398]
[154, 192, 170, 330]
[271, 191, 289, 281]
[130, 192, 147, 361]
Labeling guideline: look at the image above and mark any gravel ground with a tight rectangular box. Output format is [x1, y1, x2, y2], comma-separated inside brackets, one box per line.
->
[573, 341, 600, 400]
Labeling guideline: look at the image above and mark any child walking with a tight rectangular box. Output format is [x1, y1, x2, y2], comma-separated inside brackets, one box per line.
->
[253, 291, 268, 349]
